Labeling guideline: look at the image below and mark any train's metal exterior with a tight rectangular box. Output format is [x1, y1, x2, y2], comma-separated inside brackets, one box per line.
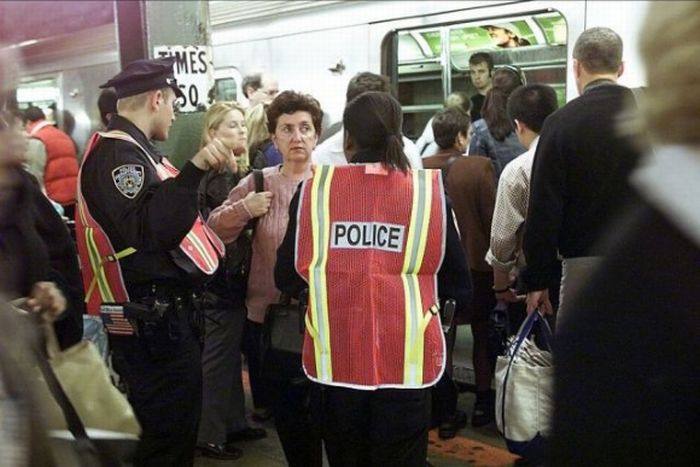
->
[13, 1, 651, 154]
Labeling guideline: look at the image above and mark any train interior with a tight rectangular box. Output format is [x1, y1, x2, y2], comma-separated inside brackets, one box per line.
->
[393, 11, 567, 140]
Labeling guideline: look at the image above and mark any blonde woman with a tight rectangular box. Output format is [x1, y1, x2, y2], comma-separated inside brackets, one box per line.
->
[209, 91, 323, 467]
[196, 102, 266, 460]
[245, 103, 283, 169]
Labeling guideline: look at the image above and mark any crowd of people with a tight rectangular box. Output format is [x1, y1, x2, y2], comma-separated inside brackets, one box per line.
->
[1, 3, 699, 466]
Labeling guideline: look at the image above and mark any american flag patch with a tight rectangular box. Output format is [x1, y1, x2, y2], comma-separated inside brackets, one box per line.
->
[100, 304, 135, 336]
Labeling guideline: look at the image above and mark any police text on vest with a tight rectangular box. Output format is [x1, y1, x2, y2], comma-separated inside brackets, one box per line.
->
[331, 222, 405, 253]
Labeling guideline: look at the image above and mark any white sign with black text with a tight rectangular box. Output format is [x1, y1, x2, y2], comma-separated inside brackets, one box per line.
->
[153, 45, 213, 113]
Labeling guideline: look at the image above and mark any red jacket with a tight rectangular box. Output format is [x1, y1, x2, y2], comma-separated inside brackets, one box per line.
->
[29, 120, 79, 205]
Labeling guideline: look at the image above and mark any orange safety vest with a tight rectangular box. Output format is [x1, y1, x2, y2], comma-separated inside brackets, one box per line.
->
[75, 130, 224, 316]
[295, 164, 447, 389]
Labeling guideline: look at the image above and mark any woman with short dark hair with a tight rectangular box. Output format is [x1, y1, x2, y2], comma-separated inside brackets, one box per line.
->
[276, 91, 472, 466]
[208, 90, 323, 467]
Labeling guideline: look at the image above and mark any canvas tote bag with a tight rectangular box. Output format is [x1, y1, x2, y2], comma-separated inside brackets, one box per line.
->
[495, 310, 554, 457]
[33, 317, 141, 436]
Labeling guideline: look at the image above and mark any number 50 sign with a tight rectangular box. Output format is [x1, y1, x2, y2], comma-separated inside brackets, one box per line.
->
[154, 45, 214, 113]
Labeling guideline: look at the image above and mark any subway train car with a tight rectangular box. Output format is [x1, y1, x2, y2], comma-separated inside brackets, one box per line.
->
[209, 0, 651, 140]
[12, 0, 651, 157]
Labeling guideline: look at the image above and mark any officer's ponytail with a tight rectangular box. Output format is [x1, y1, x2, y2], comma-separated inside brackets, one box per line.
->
[344, 91, 410, 172]
[384, 133, 408, 172]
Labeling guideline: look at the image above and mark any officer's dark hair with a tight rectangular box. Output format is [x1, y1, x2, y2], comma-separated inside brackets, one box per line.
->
[346, 72, 392, 102]
[242, 72, 262, 98]
[469, 52, 494, 74]
[507, 84, 558, 134]
[433, 108, 470, 150]
[97, 88, 118, 127]
[343, 91, 409, 172]
[266, 90, 323, 136]
[573, 27, 623, 74]
[24, 106, 45, 123]
[482, 67, 525, 141]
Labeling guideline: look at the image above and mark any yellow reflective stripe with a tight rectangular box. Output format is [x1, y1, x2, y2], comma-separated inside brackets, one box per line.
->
[81, 197, 136, 304]
[413, 171, 432, 273]
[307, 165, 334, 382]
[111, 247, 136, 261]
[402, 170, 434, 385]
[185, 230, 217, 272]
[79, 199, 112, 304]
[304, 312, 320, 341]
[77, 204, 100, 303]
[401, 170, 422, 384]
[85, 227, 114, 303]
[84, 276, 98, 305]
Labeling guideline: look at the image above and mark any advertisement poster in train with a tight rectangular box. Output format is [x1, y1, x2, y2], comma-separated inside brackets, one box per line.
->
[153, 45, 214, 113]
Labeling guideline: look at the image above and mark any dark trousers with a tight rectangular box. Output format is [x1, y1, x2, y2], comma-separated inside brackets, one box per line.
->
[242, 319, 273, 409]
[470, 270, 497, 392]
[269, 379, 322, 467]
[318, 385, 431, 467]
[110, 308, 202, 467]
[198, 297, 247, 445]
[431, 323, 458, 425]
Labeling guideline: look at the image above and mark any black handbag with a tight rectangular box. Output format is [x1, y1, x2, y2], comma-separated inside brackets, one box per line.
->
[260, 291, 307, 382]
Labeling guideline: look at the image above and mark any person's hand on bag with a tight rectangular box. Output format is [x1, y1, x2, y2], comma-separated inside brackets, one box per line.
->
[526, 289, 552, 315]
[26, 281, 66, 322]
[243, 190, 273, 218]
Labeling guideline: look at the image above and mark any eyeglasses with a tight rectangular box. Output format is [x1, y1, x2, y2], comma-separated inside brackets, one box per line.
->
[276, 123, 315, 139]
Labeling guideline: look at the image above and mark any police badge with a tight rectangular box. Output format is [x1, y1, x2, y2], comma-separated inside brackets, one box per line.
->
[112, 164, 145, 199]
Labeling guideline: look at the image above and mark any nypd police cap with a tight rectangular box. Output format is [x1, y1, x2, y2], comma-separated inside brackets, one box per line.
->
[100, 56, 185, 100]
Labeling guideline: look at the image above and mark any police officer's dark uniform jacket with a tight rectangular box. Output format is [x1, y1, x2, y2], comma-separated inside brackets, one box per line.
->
[76, 58, 221, 467]
[81, 115, 215, 295]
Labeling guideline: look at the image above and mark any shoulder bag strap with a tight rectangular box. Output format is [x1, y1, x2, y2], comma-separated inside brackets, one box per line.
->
[250, 169, 264, 234]
[441, 154, 461, 190]
[33, 320, 101, 461]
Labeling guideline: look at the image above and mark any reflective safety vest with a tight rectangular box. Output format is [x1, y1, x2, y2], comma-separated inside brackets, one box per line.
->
[76, 130, 224, 315]
[295, 164, 447, 389]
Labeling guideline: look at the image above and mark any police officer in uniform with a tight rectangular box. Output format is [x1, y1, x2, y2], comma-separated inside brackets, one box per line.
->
[76, 57, 235, 466]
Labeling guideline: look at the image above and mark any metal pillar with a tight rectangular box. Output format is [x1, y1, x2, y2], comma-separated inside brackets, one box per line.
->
[115, 0, 147, 67]
[112, 0, 211, 168]
[145, 1, 211, 168]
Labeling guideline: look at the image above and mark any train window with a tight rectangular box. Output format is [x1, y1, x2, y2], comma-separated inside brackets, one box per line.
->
[16, 78, 61, 123]
[213, 77, 238, 102]
[390, 11, 568, 141]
